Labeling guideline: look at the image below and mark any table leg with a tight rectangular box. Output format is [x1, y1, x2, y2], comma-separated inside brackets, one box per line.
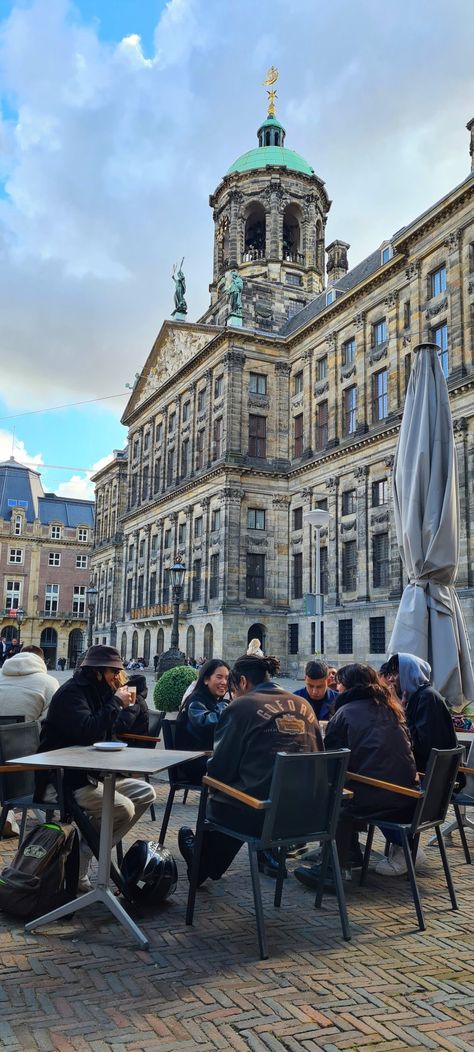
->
[427, 807, 474, 845]
[25, 772, 150, 949]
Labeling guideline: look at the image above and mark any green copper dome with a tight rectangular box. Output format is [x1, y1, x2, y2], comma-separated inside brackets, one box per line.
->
[227, 146, 314, 176]
[227, 113, 314, 176]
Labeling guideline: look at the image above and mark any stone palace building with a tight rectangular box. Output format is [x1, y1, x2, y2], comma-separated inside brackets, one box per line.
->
[90, 106, 474, 675]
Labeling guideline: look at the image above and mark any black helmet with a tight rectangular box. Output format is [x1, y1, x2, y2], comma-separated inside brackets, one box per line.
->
[121, 841, 178, 905]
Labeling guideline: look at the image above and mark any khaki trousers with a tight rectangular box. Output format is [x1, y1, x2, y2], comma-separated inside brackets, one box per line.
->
[74, 778, 156, 875]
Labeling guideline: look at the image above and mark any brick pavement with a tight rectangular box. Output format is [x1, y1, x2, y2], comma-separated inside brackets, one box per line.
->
[0, 778, 472, 1052]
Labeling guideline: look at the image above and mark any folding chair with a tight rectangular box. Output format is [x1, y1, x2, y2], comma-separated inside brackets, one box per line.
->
[186, 749, 351, 959]
[159, 718, 205, 844]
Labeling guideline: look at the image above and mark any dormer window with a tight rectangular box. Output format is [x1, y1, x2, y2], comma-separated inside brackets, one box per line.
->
[326, 289, 336, 305]
[50, 524, 62, 540]
[381, 243, 393, 264]
[78, 527, 88, 543]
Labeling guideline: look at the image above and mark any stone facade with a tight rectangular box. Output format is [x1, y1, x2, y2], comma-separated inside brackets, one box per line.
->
[0, 459, 94, 669]
[91, 114, 474, 677]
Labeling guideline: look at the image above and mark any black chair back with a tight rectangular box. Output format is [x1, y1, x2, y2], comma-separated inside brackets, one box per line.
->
[412, 747, 463, 832]
[148, 710, 164, 738]
[161, 717, 177, 750]
[0, 721, 40, 802]
[260, 749, 350, 847]
[0, 715, 26, 726]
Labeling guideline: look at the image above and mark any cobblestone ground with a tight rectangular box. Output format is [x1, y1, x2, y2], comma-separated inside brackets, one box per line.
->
[0, 777, 472, 1052]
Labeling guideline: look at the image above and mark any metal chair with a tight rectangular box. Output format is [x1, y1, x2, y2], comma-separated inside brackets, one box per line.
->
[359, 747, 464, 931]
[118, 709, 164, 824]
[186, 749, 351, 959]
[0, 721, 41, 842]
[452, 739, 474, 863]
[159, 718, 205, 844]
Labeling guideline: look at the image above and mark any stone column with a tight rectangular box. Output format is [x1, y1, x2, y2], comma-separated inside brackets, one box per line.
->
[205, 369, 213, 467]
[385, 454, 402, 600]
[325, 331, 338, 444]
[275, 362, 291, 462]
[224, 349, 246, 458]
[184, 504, 194, 605]
[325, 476, 339, 606]
[454, 418, 471, 587]
[406, 260, 421, 348]
[188, 382, 197, 477]
[120, 535, 128, 620]
[355, 465, 369, 600]
[169, 512, 178, 560]
[175, 394, 182, 480]
[201, 496, 211, 607]
[383, 290, 398, 415]
[272, 496, 290, 608]
[143, 524, 151, 606]
[302, 349, 313, 455]
[228, 190, 243, 268]
[353, 311, 367, 431]
[444, 228, 464, 377]
[221, 485, 242, 605]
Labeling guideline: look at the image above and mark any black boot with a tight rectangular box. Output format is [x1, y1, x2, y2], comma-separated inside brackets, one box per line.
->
[257, 849, 288, 879]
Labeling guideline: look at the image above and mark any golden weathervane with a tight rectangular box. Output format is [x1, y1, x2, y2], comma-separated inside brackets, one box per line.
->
[263, 66, 279, 118]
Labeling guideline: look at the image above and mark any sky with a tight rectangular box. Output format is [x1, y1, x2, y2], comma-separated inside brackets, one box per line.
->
[0, 0, 473, 498]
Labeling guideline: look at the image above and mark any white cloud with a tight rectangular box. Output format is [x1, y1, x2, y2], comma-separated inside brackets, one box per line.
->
[56, 451, 114, 500]
[0, 0, 473, 414]
[0, 427, 43, 466]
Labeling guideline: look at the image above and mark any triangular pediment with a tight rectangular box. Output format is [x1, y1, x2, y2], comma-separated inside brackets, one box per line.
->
[122, 320, 219, 423]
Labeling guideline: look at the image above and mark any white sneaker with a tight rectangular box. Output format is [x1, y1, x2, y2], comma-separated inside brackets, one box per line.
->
[375, 844, 427, 876]
[3, 812, 20, 838]
[77, 875, 92, 894]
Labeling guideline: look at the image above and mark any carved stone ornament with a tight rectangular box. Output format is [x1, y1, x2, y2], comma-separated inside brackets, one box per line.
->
[352, 312, 365, 330]
[247, 537, 268, 549]
[169, 511, 178, 523]
[424, 296, 448, 319]
[303, 349, 313, 362]
[314, 379, 329, 396]
[292, 395, 304, 408]
[340, 363, 356, 382]
[371, 510, 389, 525]
[223, 349, 246, 367]
[326, 330, 337, 349]
[272, 495, 290, 507]
[385, 454, 395, 469]
[355, 465, 369, 480]
[369, 344, 388, 366]
[402, 334, 411, 347]
[201, 496, 211, 508]
[453, 417, 467, 433]
[291, 532, 303, 544]
[275, 361, 291, 375]
[444, 229, 461, 251]
[138, 328, 211, 404]
[222, 486, 242, 501]
[248, 395, 270, 409]
[326, 476, 338, 492]
[468, 279, 474, 296]
[405, 261, 420, 281]
[229, 189, 244, 207]
[340, 521, 356, 535]
[301, 487, 313, 500]
[384, 292, 398, 310]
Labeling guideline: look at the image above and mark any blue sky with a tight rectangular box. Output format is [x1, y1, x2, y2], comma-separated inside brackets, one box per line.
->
[0, 0, 473, 497]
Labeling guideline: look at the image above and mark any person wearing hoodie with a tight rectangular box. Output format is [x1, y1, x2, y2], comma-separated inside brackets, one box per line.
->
[0, 645, 59, 722]
[374, 652, 458, 877]
[386, 653, 457, 771]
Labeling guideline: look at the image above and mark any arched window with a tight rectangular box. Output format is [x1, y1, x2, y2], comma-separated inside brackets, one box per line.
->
[283, 204, 302, 263]
[131, 631, 138, 659]
[247, 623, 266, 652]
[203, 623, 213, 661]
[40, 628, 58, 671]
[186, 625, 195, 660]
[143, 629, 151, 666]
[157, 627, 164, 655]
[121, 632, 127, 660]
[244, 203, 266, 261]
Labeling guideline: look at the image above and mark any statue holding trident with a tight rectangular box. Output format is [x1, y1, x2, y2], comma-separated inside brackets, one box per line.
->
[172, 257, 187, 316]
[228, 270, 243, 317]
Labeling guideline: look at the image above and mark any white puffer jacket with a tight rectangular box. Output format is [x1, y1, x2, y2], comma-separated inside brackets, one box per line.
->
[0, 652, 59, 722]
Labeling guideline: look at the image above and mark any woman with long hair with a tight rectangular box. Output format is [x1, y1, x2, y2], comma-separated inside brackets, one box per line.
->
[294, 662, 419, 889]
[175, 658, 230, 782]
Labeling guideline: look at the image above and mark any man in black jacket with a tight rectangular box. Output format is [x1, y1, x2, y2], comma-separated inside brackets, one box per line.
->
[37, 645, 156, 891]
[178, 654, 322, 884]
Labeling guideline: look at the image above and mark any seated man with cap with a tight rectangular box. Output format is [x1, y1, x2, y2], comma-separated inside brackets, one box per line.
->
[36, 645, 156, 892]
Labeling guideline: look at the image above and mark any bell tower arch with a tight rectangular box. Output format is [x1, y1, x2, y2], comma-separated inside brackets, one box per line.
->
[202, 96, 331, 333]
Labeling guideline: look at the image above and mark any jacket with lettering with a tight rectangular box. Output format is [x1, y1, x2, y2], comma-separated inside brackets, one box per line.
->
[206, 681, 322, 816]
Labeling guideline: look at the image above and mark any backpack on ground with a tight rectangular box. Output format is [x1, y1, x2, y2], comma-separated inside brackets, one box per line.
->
[0, 822, 79, 919]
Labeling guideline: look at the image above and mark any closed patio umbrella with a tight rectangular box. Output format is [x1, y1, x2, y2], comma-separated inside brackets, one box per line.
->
[388, 343, 474, 706]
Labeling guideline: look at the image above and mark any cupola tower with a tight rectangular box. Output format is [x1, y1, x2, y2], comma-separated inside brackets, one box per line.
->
[201, 70, 331, 333]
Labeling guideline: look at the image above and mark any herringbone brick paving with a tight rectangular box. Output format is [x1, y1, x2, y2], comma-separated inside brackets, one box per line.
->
[0, 778, 472, 1052]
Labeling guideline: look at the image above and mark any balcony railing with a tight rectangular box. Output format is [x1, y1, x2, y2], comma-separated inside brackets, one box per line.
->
[130, 601, 190, 620]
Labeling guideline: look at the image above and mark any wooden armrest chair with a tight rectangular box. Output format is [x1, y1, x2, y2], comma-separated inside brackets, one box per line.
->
[352, 747, 463, 931]
[185, 749, 351, 960]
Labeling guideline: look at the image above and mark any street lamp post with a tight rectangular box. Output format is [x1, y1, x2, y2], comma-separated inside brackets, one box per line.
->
[86, 586, 98, 649]
[303, 509, 330, 655]
[16, 608, 25, 648]
[156, 560, 187, 679]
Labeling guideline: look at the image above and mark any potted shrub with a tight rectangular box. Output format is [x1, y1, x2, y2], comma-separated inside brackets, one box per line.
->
[153, 665, 197, 718]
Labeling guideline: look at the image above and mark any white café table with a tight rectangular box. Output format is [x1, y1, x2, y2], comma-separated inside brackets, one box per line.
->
[8, 745, 204, 949]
